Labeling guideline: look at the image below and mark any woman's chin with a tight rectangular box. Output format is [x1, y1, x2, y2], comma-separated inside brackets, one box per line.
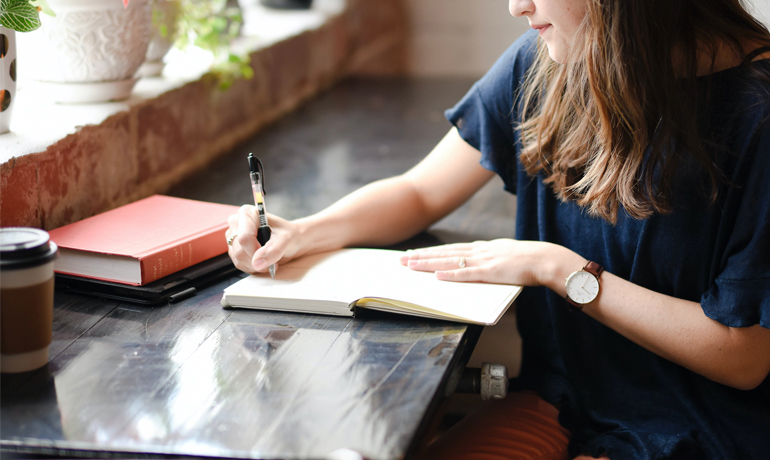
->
[543, 42, 569, 64]
[545, 46, 566, 64]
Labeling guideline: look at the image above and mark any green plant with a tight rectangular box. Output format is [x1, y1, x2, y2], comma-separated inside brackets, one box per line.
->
[0, 0, 133, 32]
[0, 0, 54, 32]
[174, 0, 253, 89]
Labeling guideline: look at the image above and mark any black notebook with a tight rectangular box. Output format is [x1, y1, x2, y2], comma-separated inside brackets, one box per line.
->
[55, 253, 239, 305]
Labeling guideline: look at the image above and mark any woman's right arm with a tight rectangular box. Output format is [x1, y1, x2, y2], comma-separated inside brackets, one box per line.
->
[228, 127, 495, 274]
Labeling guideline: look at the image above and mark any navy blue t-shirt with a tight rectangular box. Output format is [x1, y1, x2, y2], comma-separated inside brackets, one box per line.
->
[446, 30, 770, 459]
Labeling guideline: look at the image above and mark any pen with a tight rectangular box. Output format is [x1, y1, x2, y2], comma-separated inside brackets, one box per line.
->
[248, 153, 276, 279]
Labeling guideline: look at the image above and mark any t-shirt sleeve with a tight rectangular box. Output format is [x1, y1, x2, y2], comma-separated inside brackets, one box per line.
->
[444, 30, 539, 194]
[699, 117, 770, 328]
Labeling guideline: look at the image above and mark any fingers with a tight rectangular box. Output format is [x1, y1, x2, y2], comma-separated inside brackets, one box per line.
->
[251, 232, 278, 272]
[405, 255, 484, 283]
[399, 243, 477, 265]
[227, 205, 261, 274]
[405, 256, 470, 272]
[400, 242, 487, 283]
[435, 268, 480, 282]
[399, 238, 542, 286]
[237, 205, 259, 254]
[251, 213, 291, 269]
[227, 208, 297, 275]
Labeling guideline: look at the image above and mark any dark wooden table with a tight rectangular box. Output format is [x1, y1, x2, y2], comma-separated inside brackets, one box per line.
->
[1, 78, 517, 460]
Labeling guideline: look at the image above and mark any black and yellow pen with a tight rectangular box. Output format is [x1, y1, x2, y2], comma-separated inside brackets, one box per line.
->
[248, 153, 276, 279]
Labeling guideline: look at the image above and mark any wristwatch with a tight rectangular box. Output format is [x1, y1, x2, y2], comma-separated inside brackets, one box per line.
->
[565, 261, 604, 310]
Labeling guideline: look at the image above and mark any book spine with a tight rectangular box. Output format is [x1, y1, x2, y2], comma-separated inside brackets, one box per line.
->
[138, 228, 228, 284]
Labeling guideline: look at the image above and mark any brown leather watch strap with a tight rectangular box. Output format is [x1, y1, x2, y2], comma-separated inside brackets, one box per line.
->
[566, 295, 583, 310]
[565, 261, 604, 311]
[583, 260, 604, 278]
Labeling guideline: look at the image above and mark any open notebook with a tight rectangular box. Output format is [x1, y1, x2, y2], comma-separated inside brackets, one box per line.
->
[221, 248, 521, 325]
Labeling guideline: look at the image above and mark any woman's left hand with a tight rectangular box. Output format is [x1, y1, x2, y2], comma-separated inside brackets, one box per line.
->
[400, 239, 577, 287]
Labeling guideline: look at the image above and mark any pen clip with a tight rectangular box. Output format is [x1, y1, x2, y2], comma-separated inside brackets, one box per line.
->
[248, 154, 267, 195]
[256, 157, 266, 195]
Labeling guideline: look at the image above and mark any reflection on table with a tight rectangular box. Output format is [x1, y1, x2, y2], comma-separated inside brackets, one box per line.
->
[2, 280, 475, 460]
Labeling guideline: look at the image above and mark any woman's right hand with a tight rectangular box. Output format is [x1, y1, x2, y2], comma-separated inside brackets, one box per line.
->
[226, 205, 300, 275]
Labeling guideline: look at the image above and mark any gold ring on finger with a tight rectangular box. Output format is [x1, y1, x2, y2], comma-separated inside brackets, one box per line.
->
[227, 233, 238, 246]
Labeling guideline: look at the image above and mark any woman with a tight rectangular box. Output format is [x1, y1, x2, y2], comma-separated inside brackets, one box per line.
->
[227, 0, 770, 458]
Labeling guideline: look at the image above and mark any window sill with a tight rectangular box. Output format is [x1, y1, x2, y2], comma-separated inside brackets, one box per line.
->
[1, 0, 346, 164]
[0, 0, 406, 229]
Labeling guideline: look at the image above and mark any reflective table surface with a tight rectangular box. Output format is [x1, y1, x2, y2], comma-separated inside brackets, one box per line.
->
[2, 283, 476, 460]
[1, 78, 517, 460]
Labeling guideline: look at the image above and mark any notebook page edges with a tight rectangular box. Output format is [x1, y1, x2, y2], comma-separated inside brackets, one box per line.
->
[220, 276, 357, 316]
[356, 286, 520, 326]
[344, 251, 522, 324]
[356, 298, 469, 322]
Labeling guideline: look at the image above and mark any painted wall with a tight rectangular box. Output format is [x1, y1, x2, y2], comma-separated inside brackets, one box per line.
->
[748, 0, 770, 26]
[405, 0, 529, 77]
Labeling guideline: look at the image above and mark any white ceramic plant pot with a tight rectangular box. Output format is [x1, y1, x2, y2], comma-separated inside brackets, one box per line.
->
[24, 0, 152, 103]
[138, 0, 181, 77]
[1, 27, 16, 133]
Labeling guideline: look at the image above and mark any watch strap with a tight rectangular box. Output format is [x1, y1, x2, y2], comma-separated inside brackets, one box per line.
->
[584, 260, 604, 278]
[565, 261, 604, 311]
[565, 296, 583, 310]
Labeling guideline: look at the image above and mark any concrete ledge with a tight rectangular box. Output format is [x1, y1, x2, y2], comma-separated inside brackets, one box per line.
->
[0, 0, 407, 230]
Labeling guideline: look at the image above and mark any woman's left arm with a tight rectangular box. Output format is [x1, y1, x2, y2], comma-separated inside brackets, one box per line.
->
[403, 240, 770, 390]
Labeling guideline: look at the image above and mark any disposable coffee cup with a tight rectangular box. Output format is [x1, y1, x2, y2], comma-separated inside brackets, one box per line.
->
[1, 227, 58, 373]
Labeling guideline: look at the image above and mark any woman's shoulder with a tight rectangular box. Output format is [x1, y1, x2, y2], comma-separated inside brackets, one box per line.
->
[699, 61, 770, 154]
[708, 60, 770, 118]
[700, 61, 770, 192]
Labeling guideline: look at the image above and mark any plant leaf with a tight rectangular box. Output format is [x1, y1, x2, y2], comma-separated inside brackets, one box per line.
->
[29, 0, 55, 17]
[0, 0, 42, 32]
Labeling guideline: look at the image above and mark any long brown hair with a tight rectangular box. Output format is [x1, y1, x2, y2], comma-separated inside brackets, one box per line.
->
[519, 0, 770, 223]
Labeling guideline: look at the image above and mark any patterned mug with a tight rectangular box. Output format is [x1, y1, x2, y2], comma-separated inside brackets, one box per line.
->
[0, 26, 16, 134]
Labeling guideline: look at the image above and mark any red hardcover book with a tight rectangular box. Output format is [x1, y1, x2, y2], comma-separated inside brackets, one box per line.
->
[48, 195, 239, 286]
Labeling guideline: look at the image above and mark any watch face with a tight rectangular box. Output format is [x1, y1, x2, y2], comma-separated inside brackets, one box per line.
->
[566, 270, 599, 305]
